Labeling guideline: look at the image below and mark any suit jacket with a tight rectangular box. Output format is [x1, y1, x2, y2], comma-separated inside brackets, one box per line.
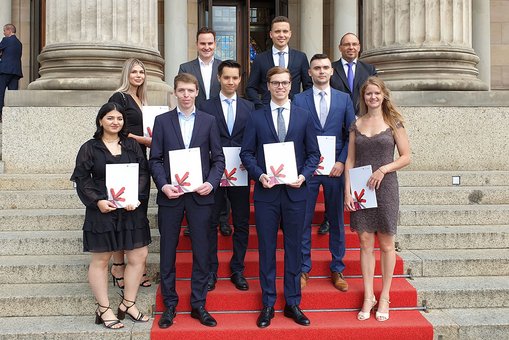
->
[246, 48, 312, 109]
[293, 88, 356, 164]
[240, 104, 320, 203]
[198, 96, 255, 147]
[178, 58, 221, 106]
[330, 59, 376, 112]
[149, 108, 225, 206]
[0, 35, 23, 77]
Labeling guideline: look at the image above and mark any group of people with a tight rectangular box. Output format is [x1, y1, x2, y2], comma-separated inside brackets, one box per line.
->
[72, 15, 410, 331]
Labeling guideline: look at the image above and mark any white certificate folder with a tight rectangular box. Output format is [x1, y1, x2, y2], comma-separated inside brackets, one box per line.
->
[105, 163, 139, 208]
[221, 147, 248, 187]
[348, 165, 378, 209]
[263, 141, 298, 185]
[315, 136, 336, 175]
[142, 106, 169, 137]
[169, 147, 203, 193]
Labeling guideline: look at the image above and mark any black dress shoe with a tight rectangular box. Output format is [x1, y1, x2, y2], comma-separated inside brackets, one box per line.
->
[219, 223, 232, 236]
[256, 306, 274, 328]
[190, 306, 217, 327]
[207, 273, 217, 291]
[283, 304, 310, 326]
[230, 272, 249, 291]
[318, 219, 330, 235]
[158, 306, 176, 329]
[183, 225, 190, 236]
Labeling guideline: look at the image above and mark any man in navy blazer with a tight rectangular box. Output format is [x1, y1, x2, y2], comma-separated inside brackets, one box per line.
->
[178, 27, 221, 107]
[293, 54, 356, 292]
[246, 16, 312, 109]
[0, 24, 23, 119]
[198, 60, 254, 292]
[330, 32, 377, 112]
[150, 73, 225, 329]
[240, 67, 320, 328]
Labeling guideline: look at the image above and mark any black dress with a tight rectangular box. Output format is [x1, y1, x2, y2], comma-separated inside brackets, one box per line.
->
[71, 137, 151, 252]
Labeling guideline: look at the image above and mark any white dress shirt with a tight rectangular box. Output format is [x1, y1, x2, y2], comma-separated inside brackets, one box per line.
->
[199, 57, 214, 99]
[312, 86, 331, 119]
[177, 105, 196, 149]
[270, 100, 291, 133]
[219, 92, 237, 124]
[272, 46, 289, 68]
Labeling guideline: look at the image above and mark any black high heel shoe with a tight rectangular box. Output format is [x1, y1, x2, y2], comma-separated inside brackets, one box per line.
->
[140, 273, 152, 287]
[117, 293, 149, 322]
[111, 262, 125, 289]
[95, 303, 124, 329]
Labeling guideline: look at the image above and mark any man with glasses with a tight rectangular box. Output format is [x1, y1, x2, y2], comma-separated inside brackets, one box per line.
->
[331, 32, 377, 112]
[246, 16, 312, 109]
[240, 67, 320, 328]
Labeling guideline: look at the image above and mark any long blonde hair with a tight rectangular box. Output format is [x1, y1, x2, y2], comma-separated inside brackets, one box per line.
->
[115, 58, 148, 105]
[358, 76, 404, 132]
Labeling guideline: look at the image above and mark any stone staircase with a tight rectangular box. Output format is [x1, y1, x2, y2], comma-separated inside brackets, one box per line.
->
[0, 171, 508, 339]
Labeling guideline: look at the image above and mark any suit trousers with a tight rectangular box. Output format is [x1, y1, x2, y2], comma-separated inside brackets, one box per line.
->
[255, 188, 305, 307]
[0, 73, 20, 115]
[209, 186, 250, 275]
[158, 195, 212, 309]
[301, 175, 346, 274]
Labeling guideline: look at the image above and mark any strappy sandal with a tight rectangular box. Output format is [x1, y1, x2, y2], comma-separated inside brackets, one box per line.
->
[376, 298, 391, 322]
[357, 296, 377, 321]
[111, 262, 125, 289]
[95, 303, 124, 329]
[140, 273, 152, 287]
[117, 293, 149, 322]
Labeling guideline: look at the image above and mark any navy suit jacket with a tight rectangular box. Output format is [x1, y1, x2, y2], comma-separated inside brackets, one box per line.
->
[330, 59, 376, 112]
[0, 35, 23, 77]
[240, 104, 320, 203]
[149, 108, 225, 206]
[178, 59, 221, 106]
[198, 96, 255, 147]
[293, 88, 356, 164]
[246, 48, 312, 109]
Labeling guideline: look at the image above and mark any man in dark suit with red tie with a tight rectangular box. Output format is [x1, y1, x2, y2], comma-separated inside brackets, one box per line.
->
[246, 16, 312, 109]
[150, 73, 225, 329]
[0, 24, 23, 121]
[198, 60, 254, 292]
[240, 67, 320, 328]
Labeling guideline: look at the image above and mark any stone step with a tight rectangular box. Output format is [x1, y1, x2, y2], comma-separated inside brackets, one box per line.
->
[397, 225, 509, 250]
[399, 248, 509, 277]
[423, 308, 509, 340]
[399, 204, 509, 226]
[0, 173, 72, 190]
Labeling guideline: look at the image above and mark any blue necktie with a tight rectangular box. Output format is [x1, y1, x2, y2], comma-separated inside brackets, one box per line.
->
[319, 91, 328, 128]
[347, 62, 354, 91]
[278, 51, 285, 68]
[225, 98, 234, 135]
[277, 107, 286, 142]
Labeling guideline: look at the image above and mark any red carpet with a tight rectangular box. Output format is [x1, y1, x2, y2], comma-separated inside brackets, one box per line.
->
[151, 188, 433, 339]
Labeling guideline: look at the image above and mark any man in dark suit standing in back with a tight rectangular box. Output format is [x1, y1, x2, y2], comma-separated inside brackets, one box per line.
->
[150, 73, 225, 329]
[241, 67, 320, 328]
[199, 60, 254, 292]
[293, 54, 356, 293]
[0, 24, 22, 121]
[330, 32, 377, 112]
[246, 16, 312, 109]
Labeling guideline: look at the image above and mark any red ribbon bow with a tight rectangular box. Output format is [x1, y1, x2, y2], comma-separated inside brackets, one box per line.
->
[221, 168, 238, 187]
[269, 164, 286, 184]
[354, 189, 366, 203]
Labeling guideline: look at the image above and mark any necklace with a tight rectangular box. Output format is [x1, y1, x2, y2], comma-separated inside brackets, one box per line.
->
[102, 137, 120, 144]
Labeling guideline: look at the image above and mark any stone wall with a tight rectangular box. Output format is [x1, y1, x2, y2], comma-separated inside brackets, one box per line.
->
[491, 0, 509, 89]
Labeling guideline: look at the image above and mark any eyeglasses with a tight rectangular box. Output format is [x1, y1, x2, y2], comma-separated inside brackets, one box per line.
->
[269, 81, 291, 88]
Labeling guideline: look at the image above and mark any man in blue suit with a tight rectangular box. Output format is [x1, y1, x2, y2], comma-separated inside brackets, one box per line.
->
[240, 67, 320, 328]
[246, 16, 312, 109]
[198, 60, 254, 292]
[150, 73, 225, 329]
[293, 54, 356, 292]
[0, 24, 22, 120]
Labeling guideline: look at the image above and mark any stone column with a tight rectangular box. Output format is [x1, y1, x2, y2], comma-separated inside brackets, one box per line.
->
[0, 1, 11, 28]
[164, 0, 188, 85]
[333, 0, 358, 61]
[300, 0, 323, 58]
[361, 0, 487, 90]
[472, 0, 490, 89]
[28, 0, 169, 92]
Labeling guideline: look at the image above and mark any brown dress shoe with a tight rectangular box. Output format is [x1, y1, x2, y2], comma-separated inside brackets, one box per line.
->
[331, 272, 348, 292]
[300, 272, 309, 289]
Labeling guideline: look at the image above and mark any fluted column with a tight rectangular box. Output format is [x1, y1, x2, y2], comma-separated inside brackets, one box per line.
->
[29, 0, 169, 91]
[164, 0, 188, 85]
[333, 0, 358, 61]
[362, 0, 487, 90]
[300, 0, 323, 58]
[0, 1, 12, 29]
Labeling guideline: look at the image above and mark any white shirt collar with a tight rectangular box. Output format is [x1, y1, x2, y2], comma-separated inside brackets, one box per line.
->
[272, 46, 289, 55]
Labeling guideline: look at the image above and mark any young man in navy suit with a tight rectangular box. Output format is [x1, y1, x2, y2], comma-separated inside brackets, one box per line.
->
[150, 73, 225, 329]
[246, 16, 312, 109]
[293, 54, 356, 292]
[240, 67, 320, 328]
[198, 60, 254, 292]
[0, 24, 23, 120]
